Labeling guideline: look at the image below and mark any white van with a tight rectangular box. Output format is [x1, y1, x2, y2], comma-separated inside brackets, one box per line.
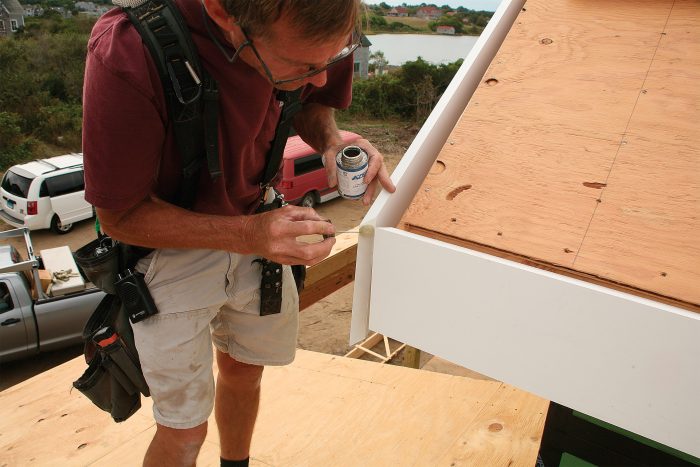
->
[0, 153, 93, 234]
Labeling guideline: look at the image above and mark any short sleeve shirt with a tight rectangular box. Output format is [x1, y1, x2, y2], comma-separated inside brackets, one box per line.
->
[82, 0, 353, 216]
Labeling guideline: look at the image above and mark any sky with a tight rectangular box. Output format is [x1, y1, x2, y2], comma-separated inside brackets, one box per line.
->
[364, 0, 503, 12]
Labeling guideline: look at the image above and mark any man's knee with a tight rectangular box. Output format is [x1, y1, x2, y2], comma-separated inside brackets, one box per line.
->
[157, 421, 207, 444]
[217, 352, 264, 390]
[148, 422, 208, 463]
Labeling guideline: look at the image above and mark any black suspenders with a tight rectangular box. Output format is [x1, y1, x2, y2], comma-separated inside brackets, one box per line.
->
[124, 0, 304, 208]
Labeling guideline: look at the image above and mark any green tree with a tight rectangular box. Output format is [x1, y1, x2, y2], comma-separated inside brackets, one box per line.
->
[369, 50, 388, 75]
[414, 74, 436, 123]
[0, 14, 95, 166]
[345, 57, 464, 123]
[369, 13, 387, 28]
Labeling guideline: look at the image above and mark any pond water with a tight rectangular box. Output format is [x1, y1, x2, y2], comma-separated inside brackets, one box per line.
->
[365, 34, 480, 66]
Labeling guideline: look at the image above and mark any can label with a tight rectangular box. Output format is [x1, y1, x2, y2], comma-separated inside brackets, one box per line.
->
[336, 146, 369, 199]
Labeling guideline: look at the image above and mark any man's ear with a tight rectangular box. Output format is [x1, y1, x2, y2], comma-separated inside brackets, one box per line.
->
[203, 0, 237, 31]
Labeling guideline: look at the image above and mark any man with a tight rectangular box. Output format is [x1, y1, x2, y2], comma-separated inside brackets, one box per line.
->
[82, 1, 396, 466]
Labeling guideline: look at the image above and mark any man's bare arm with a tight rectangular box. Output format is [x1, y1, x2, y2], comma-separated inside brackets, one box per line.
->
[97, 195, 335, 266]
[293, 103, 344, 162]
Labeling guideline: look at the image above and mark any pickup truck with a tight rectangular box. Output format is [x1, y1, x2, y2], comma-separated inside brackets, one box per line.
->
[0, 228, 105, 363]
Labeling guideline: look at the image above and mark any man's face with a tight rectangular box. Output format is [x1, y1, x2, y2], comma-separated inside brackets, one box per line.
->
[229, 14, 354, 91]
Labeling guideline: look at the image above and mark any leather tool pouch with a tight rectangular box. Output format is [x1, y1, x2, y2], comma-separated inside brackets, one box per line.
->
[75, 235, 153, 293]
[74, 235, 120, 295]
[72, 294, 150, 422]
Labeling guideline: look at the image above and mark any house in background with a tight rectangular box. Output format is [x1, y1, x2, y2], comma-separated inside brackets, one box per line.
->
[22, 4, 43, 17]
[75, 1, 111, 17]
[353, 34, 372, 79]
[416, 6, 442, 20]
[48, 6, 72, 18]
[387, 6, 409, 17]
[0, 0, 25, 37]
[436, 25, 456, 35]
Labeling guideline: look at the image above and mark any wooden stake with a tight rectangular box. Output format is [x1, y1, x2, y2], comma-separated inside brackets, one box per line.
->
[402, 346, 421, 369]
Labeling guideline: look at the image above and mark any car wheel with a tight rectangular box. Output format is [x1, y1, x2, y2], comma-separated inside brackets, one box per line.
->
[300, 192, 316, 208]
[50, 214, 73, 234]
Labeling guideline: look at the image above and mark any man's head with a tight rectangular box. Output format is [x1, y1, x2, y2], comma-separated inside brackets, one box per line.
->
[219, 0, 359, 43]
[205, 0, 361, 90]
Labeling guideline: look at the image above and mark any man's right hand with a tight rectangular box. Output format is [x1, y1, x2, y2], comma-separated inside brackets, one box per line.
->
[242, 205, 336, 266]
[96, 197, 335, 264]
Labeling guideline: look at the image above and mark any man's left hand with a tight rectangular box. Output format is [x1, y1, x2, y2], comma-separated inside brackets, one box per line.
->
[323, 138, 396, 206]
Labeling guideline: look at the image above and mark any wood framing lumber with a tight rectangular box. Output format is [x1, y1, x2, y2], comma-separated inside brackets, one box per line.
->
[402, 346, 421, 369]
[299, 231, 357, 310]
[344, 331, 384, 358]
[344, 332, 406, 363]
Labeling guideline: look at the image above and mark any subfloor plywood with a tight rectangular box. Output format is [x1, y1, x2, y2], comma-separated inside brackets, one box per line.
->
[0, 349, 547, 466]
[400, 0, 700, 311]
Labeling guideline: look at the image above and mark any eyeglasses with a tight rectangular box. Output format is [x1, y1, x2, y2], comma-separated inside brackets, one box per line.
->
[236, 26, 361, 86]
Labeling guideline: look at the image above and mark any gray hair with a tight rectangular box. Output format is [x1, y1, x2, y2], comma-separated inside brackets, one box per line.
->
[219, 0, 360, 41]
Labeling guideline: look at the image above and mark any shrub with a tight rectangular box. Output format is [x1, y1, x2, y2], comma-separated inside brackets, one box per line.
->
[0, 112, 36, 170]
[346, 57, 464, 123]
[35, 102, 83, 148]
[0, 14, 92, 160]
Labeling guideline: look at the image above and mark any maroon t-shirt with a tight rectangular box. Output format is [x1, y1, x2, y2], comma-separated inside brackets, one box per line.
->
[82, 1, 353, 216]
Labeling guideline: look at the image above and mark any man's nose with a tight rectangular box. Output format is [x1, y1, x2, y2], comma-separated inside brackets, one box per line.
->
[307, 70, 328, 88]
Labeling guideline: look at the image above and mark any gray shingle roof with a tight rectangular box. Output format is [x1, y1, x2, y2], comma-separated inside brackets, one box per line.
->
[1, 0, 24, 15]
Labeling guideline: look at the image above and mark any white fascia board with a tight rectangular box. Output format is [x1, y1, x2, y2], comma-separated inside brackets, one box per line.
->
[369, 227, 700, 458]
[350, 0, 527, 344]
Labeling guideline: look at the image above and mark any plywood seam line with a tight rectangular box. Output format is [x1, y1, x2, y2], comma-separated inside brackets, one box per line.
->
[290, 365, 395, 388]
[572, 0, 677, 265]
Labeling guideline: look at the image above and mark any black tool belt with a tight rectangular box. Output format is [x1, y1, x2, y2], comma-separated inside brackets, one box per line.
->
[254, 189, 306, 316]
[73, 234, 154, 422]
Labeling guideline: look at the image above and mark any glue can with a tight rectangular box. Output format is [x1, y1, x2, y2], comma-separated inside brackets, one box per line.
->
[336, 146, 369, 200]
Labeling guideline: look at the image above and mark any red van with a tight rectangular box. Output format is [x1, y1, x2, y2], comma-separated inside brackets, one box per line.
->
[275, 130, 360, 208]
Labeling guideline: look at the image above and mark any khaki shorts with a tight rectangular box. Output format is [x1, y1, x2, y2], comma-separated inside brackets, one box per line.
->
[132, 248, 299, 429]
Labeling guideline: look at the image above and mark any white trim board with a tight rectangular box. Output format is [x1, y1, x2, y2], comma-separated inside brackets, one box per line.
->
[369, 227, 700, 458]
[350, 0, 527, 344]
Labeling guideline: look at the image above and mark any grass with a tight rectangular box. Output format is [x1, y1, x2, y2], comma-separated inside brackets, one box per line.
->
[385, 16, 431, 32]
[362, 15, 432, 34]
